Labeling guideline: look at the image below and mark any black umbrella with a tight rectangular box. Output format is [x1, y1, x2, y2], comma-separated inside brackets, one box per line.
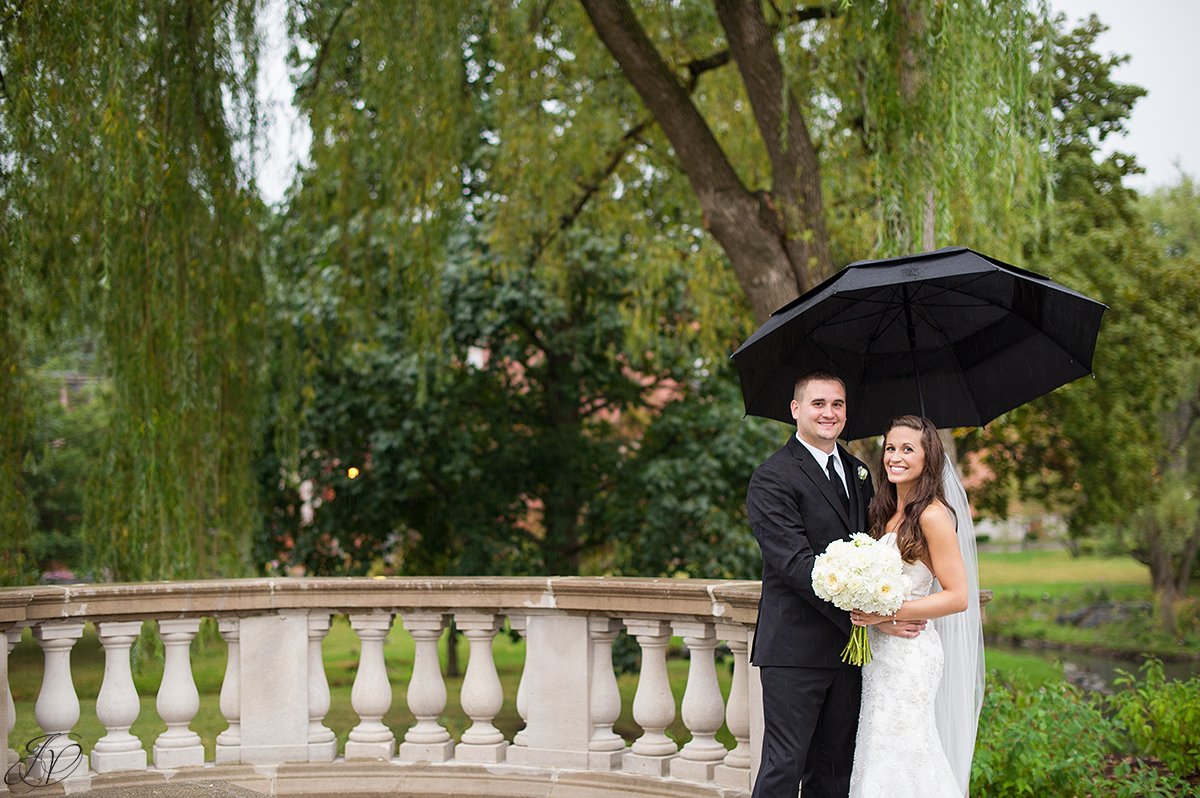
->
[731, 246, 1107, 440]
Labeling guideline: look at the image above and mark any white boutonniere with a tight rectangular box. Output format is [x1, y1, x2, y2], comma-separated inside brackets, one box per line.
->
[857, 465, 869, 483]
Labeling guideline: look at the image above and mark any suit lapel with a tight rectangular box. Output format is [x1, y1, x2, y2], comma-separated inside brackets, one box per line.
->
[789, 438, 852, 529]
[842, 447, 864, 533]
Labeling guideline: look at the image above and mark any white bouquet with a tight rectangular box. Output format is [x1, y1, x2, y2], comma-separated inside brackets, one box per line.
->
[812, 532, 907, 665]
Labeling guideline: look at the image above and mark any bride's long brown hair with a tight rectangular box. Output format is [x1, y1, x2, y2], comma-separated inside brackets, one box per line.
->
[867, 415, 949, 564]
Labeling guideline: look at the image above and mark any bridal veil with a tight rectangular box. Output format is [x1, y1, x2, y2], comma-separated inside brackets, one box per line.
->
[934, 457, 986, 796]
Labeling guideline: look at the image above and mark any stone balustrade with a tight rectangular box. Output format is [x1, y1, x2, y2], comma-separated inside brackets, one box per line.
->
[0, 577, 765, 797]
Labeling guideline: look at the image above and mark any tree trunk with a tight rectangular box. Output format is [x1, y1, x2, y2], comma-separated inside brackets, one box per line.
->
[579, 0, 833, 321]
[1177, 519, 1200, 597]
[1147, 530, 1181, 633]
[446, 620, 460, 677]
[539, 352, 584, 576]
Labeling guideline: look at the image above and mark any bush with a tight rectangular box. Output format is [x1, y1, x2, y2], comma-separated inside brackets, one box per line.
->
[1108, 659, 1200, 779]
[973, 680, 1112, 796]
[973, 664, 1200, 796]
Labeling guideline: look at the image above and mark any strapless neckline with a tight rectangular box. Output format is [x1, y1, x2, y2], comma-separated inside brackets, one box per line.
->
[880, 531, 935, 597]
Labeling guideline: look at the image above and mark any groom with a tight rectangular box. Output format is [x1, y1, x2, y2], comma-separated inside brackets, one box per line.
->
[746, 371, 919, 798]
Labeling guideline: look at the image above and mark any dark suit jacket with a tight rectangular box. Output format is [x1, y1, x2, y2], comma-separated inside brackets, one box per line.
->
[747, 435, 874, 668]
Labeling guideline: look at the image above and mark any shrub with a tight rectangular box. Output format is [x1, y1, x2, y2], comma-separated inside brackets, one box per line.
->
[973, 679, 1112, 796]
[1108, 659, 1200, 779]
[973, 664, 1200, 797]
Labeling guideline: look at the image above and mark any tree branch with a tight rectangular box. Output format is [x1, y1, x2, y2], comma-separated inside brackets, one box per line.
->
[527, 116, 653, 268]
[298, 0, 354, 98]
[530, 5, 826, 268]
[579, 0, 748, 203]
[713, 0, 830, 289]
[1176, 523, 1200, 595]
[687, 4, 840, 88]
[578, 0, 840, 318]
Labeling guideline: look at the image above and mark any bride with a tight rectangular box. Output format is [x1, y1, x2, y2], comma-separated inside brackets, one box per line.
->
[848, 415, 985, 797]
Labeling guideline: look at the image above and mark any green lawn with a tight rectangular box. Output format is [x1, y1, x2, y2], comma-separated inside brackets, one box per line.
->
[978, 547, 1200, 668]
[982, 647, 1063, 687]
[978, 548, 1149, 592]
[6, 618, 734, 759]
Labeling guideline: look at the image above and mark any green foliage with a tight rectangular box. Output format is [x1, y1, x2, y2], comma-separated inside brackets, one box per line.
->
[965, 13, 1162, 535]
[0, 305, 34, 584]
[266, 0, 761, 578]
[964, 16, 1200, 628]
[974, 680, 1113, 796]
[259, 210, 721, 576]
[21, 372, 108, 576]
[816, 0, 1048, 258]
[2, 1, 268, 581]
[1109, 659, 1200, 779]
[1142, 173, 1200, 260]
[594, 370, 778, 579]
[974, 671, 1200, 796]
[983, 584, 1200, 661]
[0, 0, 1138, 586]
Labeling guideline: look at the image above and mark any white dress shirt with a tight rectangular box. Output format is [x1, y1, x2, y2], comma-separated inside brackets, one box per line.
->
[795, 432, 848, 495]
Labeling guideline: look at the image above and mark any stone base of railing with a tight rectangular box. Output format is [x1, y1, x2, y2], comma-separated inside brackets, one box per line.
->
[1, 577, 779, 798]
[24, 760, 751, 797]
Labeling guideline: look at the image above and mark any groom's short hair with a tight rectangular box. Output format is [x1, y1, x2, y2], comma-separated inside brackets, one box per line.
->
[793, 370, 845, 400]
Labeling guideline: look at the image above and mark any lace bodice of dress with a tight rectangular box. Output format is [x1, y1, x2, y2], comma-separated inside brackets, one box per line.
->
[882, 531, 935, 600]
[850, 532, 959, 798]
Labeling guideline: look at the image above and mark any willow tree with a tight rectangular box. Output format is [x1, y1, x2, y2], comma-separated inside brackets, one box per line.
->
[262, 1, 1051, 578]
[1, 1, 265, 582]
[274, 1, 738, 575]
[579, 0, 1048, 319]
[0, 0, 1055, 583]
[282, 0, 1048, 330]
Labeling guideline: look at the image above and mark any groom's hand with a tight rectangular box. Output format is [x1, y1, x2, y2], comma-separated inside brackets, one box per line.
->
[875, 619, 927, 639]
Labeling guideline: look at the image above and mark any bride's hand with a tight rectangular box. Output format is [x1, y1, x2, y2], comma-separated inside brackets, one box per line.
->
[850, 610, 888, 626]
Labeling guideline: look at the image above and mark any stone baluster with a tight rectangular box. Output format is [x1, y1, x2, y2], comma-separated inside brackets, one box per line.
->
[621, 619, 677, 776]
[92, 620, 147, 773]
[398, 611, 454, 763]
[5, 627, 21, 768]
[344, 612, 395, 760]
[454, 612, 507, 763]
[153, 618, 204, 768]
[214, 618, 241, 763]
[31, 622, 88, 783]
[670, 621, 726, 782]
[307, 612, 337, 761]
[508, 615, 529, 748]
[587, 617, 624, 770]
[714, 623, 752, 790]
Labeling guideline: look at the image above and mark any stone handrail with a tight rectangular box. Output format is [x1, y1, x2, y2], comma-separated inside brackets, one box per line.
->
[0, 577, 765, 797]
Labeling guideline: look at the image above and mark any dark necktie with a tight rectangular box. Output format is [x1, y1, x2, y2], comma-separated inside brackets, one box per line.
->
[827, 453, 850, 513]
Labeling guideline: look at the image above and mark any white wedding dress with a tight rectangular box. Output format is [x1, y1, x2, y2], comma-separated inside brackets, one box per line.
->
[849, 531, 960, 798]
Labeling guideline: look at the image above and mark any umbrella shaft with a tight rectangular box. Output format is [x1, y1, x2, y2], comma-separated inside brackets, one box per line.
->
[902, 285, 927, 417]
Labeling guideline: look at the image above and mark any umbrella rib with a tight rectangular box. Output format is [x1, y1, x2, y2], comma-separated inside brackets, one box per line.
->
[824, 300, 910, 330]
[740, 330, 846, 419]
[849, 290, 908, 415]
[907, 301, 986, 423]
[917, 276, 1100, 366]
[899, 274, 997, 309]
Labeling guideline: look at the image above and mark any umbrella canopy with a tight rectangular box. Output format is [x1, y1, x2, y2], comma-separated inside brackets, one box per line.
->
[732, 246, 1107, 440]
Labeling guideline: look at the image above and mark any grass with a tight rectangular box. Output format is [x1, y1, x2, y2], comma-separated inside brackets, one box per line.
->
[978, 548, 1149, 593]
[6, 617, 735, 760]
[983, 647, 1063, 688]
[978, 548, 1200, 664]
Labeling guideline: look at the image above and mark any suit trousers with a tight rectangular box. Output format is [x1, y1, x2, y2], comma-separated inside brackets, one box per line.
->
[752, 663, 862, 798]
